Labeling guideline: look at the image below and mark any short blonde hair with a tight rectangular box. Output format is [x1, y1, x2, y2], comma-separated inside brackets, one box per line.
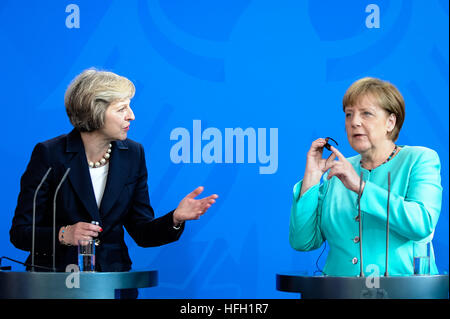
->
[342, 77, 405, 141]
[65, 69, 135, 132]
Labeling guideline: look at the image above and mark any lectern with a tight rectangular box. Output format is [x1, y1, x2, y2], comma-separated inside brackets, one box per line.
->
[0, 270, 157, 299]
[276, 273, 449, 299]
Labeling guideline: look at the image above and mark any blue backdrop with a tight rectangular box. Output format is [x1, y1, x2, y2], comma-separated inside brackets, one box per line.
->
[0, 0, 448, 298]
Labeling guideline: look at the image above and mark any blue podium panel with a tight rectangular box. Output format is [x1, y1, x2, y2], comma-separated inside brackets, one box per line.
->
[276, 273, 449, 299]
[0, 271, 157, 299]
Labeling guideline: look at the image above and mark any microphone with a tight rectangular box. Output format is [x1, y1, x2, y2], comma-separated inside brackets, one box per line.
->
[31, 167, 52, 272]
[357, 171, 364, 277]
[0, 257, 12, 271]
[52, 167, 71, 271]
[385, 172, 391, 277]
[1, 256, 53, 271]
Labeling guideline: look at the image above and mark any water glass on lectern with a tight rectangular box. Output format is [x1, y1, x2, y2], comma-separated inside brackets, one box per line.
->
[413, 241, 430, 276]
[78, 239, 95, 272]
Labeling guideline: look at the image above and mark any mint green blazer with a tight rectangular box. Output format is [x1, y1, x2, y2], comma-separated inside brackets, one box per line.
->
[290, 146, 442, 276]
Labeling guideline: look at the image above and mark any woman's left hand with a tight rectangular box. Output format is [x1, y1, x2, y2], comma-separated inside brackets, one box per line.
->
[173, 186, 219, 225]
[327, 146, 365, 194]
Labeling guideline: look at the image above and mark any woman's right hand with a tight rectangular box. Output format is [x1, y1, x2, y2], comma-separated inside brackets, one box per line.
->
[60, 222, 102, 246]
[299, 138, 336, 197]
[304, 138, 336, 174]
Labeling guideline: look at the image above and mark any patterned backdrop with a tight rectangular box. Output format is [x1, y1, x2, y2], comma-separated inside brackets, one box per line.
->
[0, 0, 448, 298]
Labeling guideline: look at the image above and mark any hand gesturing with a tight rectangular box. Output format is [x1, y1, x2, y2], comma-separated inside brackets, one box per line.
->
[327, 146, 364, 194]
[173, 186, 219, 224]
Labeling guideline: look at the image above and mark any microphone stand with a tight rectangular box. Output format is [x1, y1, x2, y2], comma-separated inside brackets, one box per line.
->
[32, 167, 52, 272]
[385, 172, 391, 277]
[52, 168, 71, 272]
[357, 172, 364, 277]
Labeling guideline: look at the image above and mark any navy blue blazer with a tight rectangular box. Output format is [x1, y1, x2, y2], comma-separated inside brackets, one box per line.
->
[10, 129, 184, 272]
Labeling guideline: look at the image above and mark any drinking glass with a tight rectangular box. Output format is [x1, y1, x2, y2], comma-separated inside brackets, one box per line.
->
[413, 241, 430, 276]
[78, 239, 95, 272]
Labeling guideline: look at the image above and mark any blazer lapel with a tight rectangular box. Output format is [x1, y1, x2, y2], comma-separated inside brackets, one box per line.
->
[99, 140, 129, 218]
[65, 129, 101, 222]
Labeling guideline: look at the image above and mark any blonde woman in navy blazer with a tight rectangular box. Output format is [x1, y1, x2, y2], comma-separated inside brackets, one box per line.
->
[10, 69, 218, 274]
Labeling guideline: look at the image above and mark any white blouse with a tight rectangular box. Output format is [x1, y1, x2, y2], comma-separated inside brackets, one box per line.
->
[89, 163, 109, 208]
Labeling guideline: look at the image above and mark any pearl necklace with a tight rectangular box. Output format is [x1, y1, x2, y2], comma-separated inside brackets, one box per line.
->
[88, 144, 112, 168]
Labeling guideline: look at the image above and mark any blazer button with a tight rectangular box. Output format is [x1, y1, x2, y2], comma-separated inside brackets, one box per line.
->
[95, 239, 101, 246]
[354, 215, 360, 222]
[352, 257, 358, 264]
[353, 236, 360, 243]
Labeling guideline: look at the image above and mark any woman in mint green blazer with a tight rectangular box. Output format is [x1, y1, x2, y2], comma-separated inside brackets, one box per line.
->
[290, 77, 442, 276]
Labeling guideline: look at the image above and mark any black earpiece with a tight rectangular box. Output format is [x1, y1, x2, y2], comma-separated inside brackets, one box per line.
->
[324, 137, 338, 151]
